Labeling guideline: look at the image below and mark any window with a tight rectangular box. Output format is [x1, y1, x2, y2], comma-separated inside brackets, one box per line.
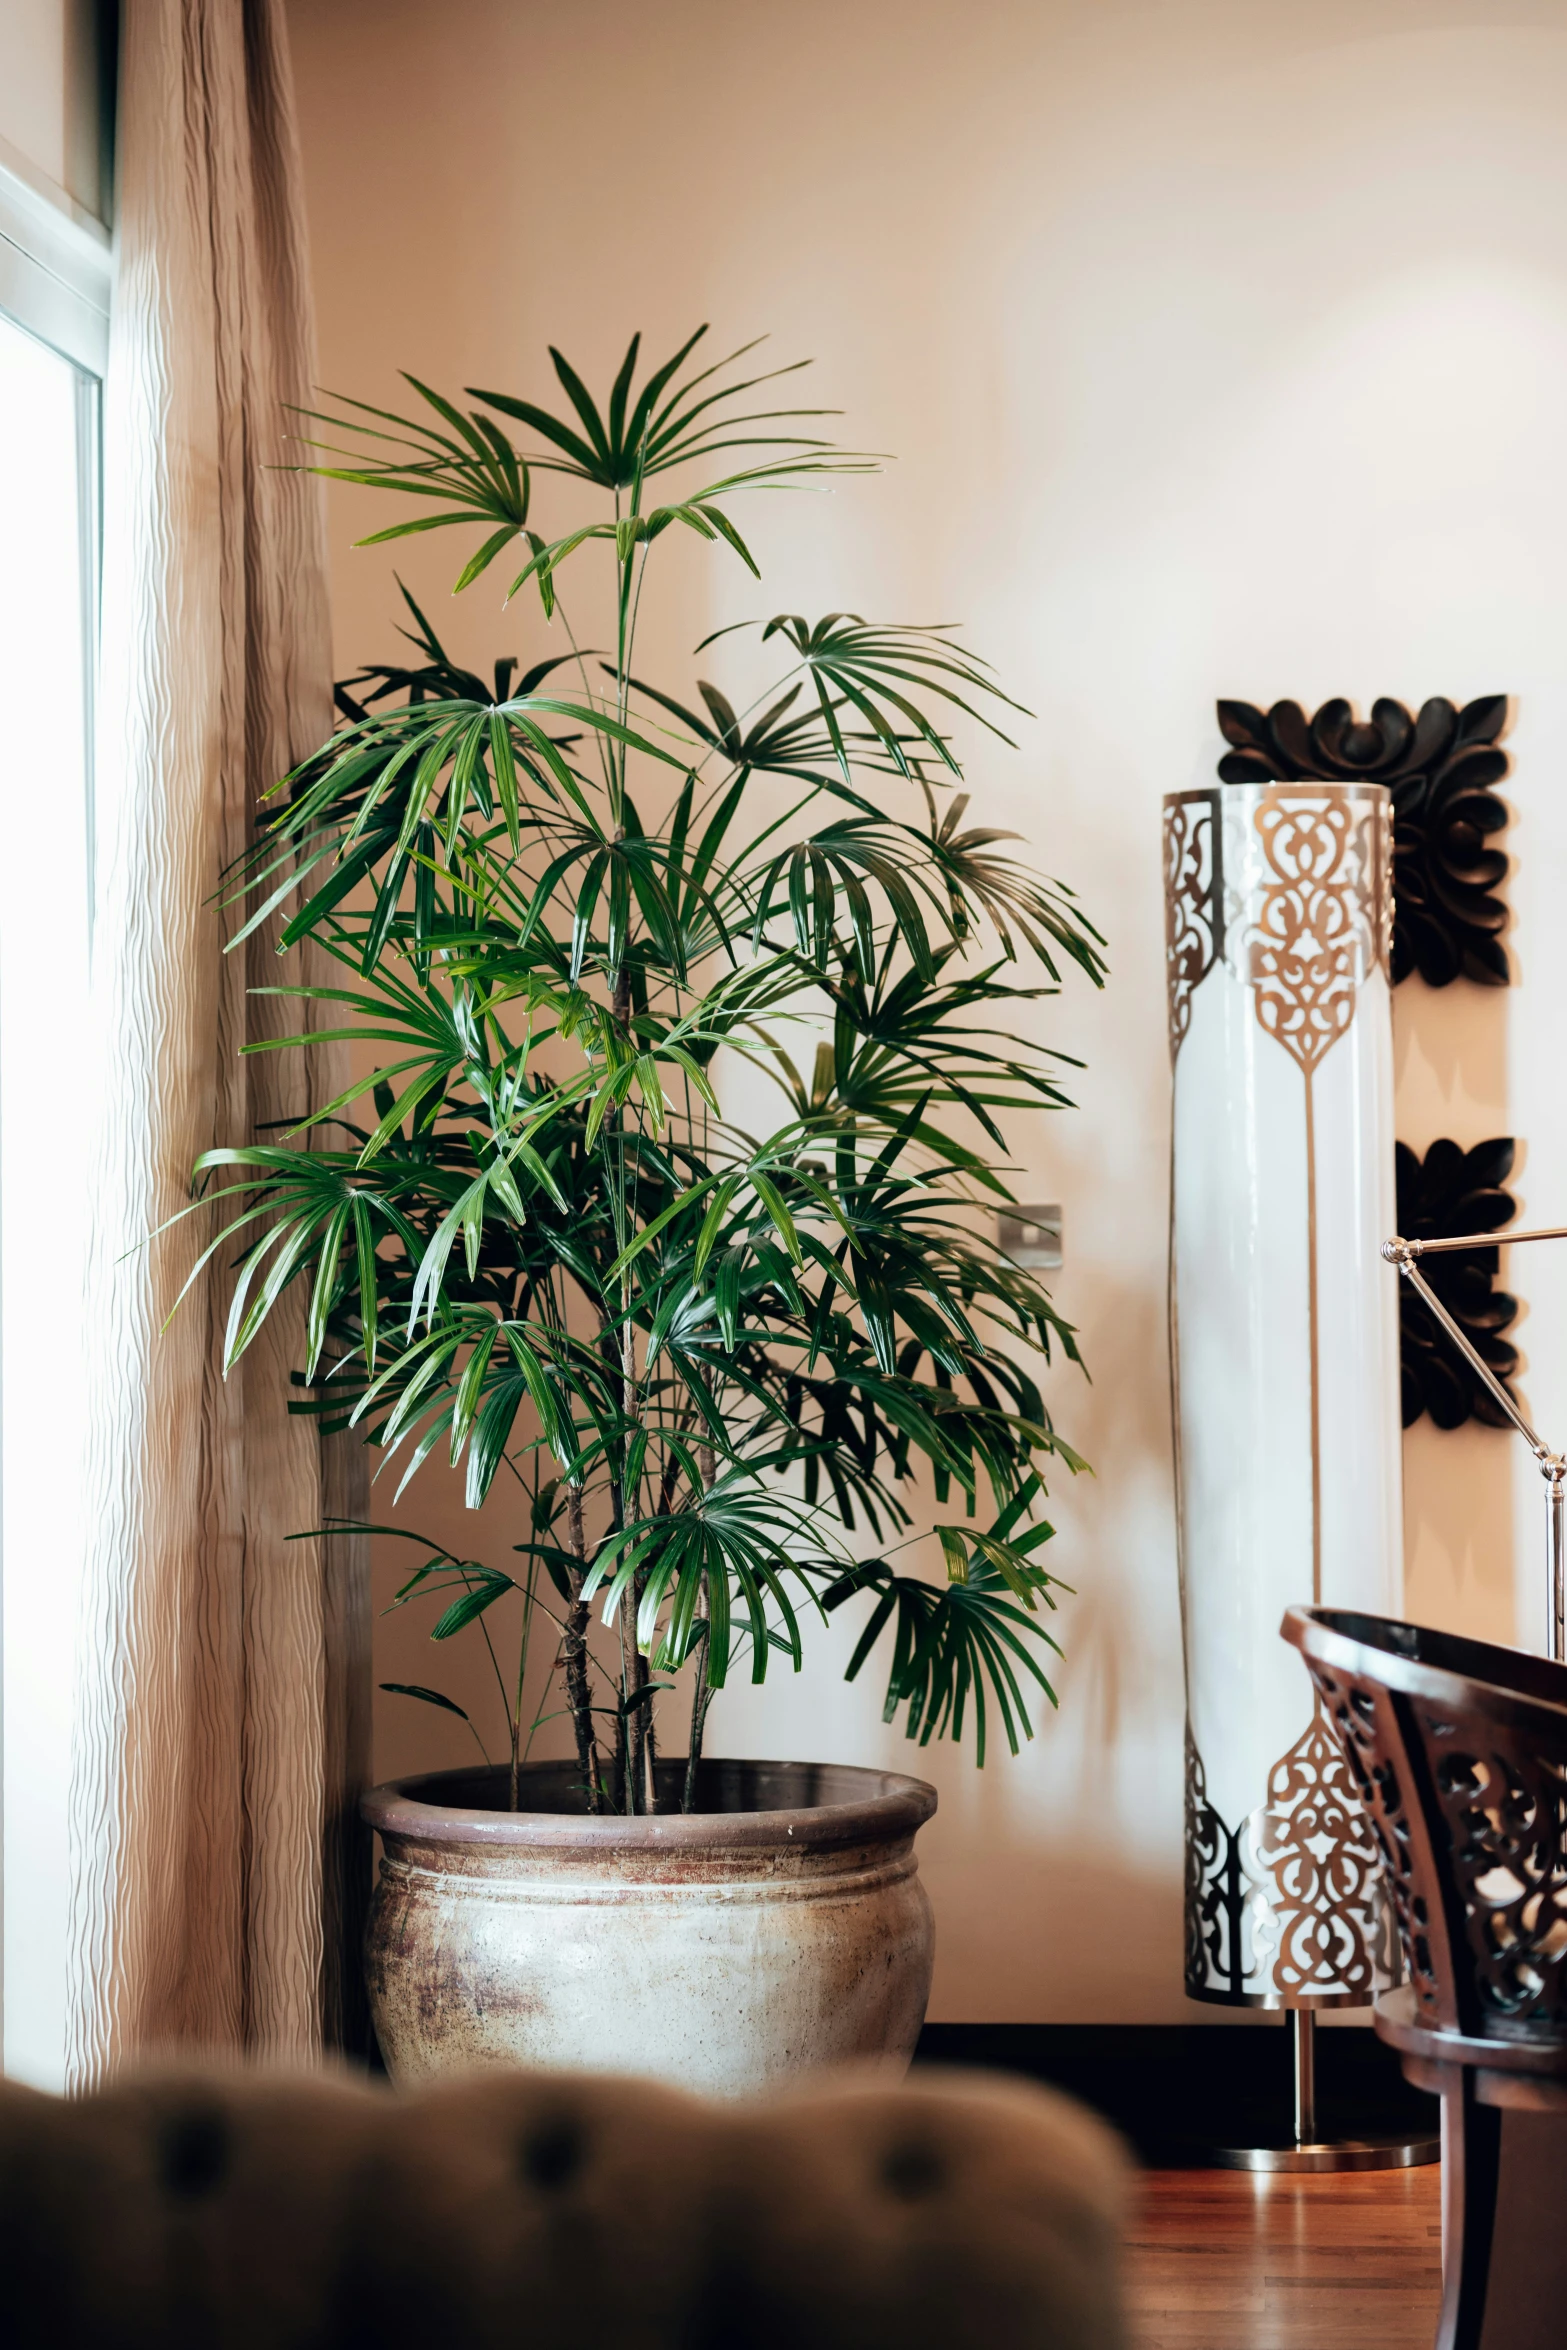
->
[0, 132, 107, 2088]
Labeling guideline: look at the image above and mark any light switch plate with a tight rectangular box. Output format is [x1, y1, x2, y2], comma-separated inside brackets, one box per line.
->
[997, 1204, 1063, 1269]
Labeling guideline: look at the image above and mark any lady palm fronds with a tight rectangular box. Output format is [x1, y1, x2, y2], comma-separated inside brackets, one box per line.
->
[185, 328, 1105, 1813]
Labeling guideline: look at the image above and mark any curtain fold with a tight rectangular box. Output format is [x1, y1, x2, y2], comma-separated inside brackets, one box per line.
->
[68, 0, 368, 2084]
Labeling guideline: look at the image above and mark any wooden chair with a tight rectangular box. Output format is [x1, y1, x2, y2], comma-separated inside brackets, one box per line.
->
[1283, 1605, 1567, 2350]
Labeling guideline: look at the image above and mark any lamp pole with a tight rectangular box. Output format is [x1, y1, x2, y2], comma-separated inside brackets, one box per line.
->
[1383, 1228, 1567, 1663]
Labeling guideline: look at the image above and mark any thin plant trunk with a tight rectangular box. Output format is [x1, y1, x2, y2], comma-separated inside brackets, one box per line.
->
[564, 1481, 607, 1815]
[681, 1595, 709, 1815]
[592, 1317, 633, 1812]
[683, 1444, 717, 1814]
[608, 957, 654, 1822]
[636, 1570, 657, 1811]
[617, 1592, 642, 1815]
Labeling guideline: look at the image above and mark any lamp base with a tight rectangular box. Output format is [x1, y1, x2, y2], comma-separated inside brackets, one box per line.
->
[1195, 2131, 1439, 2173]
[1177, 2010, 1440, 2170]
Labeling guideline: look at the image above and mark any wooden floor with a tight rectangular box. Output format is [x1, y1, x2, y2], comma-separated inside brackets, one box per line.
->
[1127, 2166, 1442, 2349]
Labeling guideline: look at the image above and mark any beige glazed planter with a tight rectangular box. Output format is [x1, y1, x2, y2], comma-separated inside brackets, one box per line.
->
[362, 1757, 937, 2096]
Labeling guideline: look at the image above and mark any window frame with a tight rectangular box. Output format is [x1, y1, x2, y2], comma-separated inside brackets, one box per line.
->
[0, 124, 110, 2088]
[0, 129, 110, 377]
[0, 132, 107, 915]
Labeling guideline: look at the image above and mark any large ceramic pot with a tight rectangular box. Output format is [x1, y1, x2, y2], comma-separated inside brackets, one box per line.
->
[361, 1757, 938, 2096]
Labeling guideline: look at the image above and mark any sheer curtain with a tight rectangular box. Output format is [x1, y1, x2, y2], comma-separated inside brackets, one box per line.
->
[68, 0, 367, 2082]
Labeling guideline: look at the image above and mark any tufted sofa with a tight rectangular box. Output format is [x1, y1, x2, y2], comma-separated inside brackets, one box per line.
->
[0, 2061, 1128, 2348]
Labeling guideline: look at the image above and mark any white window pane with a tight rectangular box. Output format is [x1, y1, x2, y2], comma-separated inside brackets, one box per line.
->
[0, 308, 91, 2088]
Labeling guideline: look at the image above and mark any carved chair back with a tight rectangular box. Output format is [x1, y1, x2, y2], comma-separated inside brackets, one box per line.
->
[1282, 1607, 1567, 2044]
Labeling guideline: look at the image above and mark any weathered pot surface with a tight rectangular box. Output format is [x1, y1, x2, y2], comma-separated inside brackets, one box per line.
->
[362, 1757, 937, 2096]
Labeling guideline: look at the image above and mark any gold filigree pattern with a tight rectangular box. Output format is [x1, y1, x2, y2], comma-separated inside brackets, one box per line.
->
[1305, 1659, 1437, 2019]
[1184, 1712, 1397, 2008]
[1163, 791, 1221, 1066]
[1242, 1706, 1396, 1999]
[1230, 782, 1393, 1602]
[1242, 790, 1392, 1076]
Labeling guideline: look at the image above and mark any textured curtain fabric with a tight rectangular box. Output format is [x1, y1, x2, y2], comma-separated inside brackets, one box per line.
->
[67, 0, 368, 2083]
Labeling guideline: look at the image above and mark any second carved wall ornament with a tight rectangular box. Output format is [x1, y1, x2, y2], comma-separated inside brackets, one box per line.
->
[1394, 1137, 1520, 1431]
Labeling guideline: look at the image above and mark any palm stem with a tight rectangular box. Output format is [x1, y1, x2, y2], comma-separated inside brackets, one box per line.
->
[564, 1482, 606, 1814]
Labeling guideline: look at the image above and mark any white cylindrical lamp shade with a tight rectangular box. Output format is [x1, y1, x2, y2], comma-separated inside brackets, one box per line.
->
[1166, 780, 1403, 2008]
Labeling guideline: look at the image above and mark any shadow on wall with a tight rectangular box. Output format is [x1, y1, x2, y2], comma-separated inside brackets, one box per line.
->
[1402, 1418, 1516, 1649]
[1041, 1255, 1182, 1772]
[1394, 971, 1516, 1646]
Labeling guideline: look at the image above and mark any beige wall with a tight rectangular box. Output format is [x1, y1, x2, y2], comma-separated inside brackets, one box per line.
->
[0, 0, 109, 218]
[287, 0, 1567, 2021]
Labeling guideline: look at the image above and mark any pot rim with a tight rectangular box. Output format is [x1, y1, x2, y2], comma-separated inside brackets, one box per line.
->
[361, 1756, 937, 1852]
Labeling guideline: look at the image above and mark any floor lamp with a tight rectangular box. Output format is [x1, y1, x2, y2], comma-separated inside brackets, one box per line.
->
[1166, 775, 1436, 2170]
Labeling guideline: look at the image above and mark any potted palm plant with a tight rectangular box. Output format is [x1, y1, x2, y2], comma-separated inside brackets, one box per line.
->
[189, 328, 1105, 2092]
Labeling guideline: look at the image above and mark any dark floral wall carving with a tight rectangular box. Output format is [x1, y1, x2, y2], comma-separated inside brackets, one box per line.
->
[1217, 695, 1510, 988]
[1395, 1137, 1520, 1430]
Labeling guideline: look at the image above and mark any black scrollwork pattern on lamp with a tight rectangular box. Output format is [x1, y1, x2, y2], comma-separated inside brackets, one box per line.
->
[1216, 695, 1510, 987]
[1395, 1137, 1520, 1431]
[1163, 792, 1220, 1065]
[1185, 1733, 1245, 1999]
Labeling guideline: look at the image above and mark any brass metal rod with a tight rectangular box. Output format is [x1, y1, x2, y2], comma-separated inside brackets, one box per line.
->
[1399, 1224, 1567, 1255]
[1551, 1473, 1566, 1665]
[1393, 1254, 1550, 1453]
